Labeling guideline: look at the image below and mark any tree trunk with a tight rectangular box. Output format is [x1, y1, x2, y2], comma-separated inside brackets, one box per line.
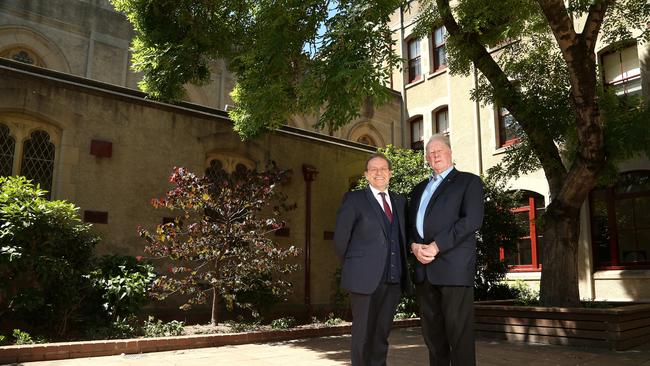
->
[539, 201, 581, 307]
[211, 286, 218, 325]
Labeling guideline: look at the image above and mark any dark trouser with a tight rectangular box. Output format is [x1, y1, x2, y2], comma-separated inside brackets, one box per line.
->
[349, 283, 401, 366]
[416, 282, 475, 366]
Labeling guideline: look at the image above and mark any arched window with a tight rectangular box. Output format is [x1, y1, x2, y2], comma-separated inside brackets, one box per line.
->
[590, 171, 650, 268]
[410, 116, 424, 150]
[500, 191, 545, 271]
[20, 130, 55, 198]
[205, 159, 224, 181]
[0, 48, 45, 67]
[0, 124, 15, 177]
[357, 135, 377, 147]
[407, 38, 422, 83]
[434, 107, 449, 135]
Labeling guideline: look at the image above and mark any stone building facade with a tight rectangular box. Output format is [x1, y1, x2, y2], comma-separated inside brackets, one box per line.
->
[389, 2, 650, 302]
[0, 0, 402, 319]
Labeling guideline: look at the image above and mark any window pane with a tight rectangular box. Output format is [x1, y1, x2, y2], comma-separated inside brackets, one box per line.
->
[0, 124, 15, 176]
[436, 109, 448, 133]
[505, 238, 532, 266]
[615, 198, 635, 230]
[20, 130, 55, 199]
[409, 39, 421, 57]
[590, 189, 612, 264]
[411, 118, 423, 150]
[434, 47, 446, 69]
[635, 196, 650, 228]
[434, 27, 445, 46]
[205, 159, 225, 182]
[616, 172, 650, 195]
[409, 57, 421, 82]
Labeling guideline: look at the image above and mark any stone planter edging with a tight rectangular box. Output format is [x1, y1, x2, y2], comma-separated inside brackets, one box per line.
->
[0, 318, 420, 364]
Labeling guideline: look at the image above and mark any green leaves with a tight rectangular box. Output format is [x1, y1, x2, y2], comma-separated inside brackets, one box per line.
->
[112, 0, 407, 138]
[0, 176, 100, 335]
[355, 145, 430, 197]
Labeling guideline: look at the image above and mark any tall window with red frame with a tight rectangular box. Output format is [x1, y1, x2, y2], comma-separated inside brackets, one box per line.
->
[500, 191, 545, 270]
[590, 171, 650, 269]
[407, 38, 421, 83]
[432, 26, 447, 71]
[410, 117, 424, 150]
[434, 107, 449, 135]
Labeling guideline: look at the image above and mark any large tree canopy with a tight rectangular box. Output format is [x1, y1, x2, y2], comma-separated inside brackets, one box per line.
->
[114, 0, 650, 306]
[111, 0, 406, 138]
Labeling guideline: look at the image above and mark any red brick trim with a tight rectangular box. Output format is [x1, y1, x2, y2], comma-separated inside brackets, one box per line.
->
[0, 319, 420, 363]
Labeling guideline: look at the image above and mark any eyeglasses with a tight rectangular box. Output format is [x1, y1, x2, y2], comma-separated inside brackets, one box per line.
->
[367, 167, 390, 174]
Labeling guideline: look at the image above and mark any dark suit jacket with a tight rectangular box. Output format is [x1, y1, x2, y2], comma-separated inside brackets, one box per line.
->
[334, 187, 410, 295]
[409, 168, 484, 286]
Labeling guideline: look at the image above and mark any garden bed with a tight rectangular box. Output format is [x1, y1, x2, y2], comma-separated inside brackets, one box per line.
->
[0, 318, 419, 364]
[474, 301, 650, 350]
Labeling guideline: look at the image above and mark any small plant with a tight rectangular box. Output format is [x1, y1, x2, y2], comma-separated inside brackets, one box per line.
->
[324, 313, 344, 326]
[225, 318, 261, 333]
[270, 316, 297, 330]
[12, 329, 33, 345]
[394, 295, 418, 320]
[142, 316, 184, 337]
[581, 298, 614, 309]
[510, 280, 540, 306]
[86, 317, 138, 340]
[0, 334, 6, 345]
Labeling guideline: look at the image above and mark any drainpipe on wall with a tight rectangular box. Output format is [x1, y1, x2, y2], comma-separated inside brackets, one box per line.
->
[399, 6, 409, 148]
[302, 164, 318, 318]
[472, 64, 484, 175]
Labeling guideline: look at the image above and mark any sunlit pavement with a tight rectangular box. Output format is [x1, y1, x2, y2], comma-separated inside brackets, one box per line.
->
[12, 327, 650, 366]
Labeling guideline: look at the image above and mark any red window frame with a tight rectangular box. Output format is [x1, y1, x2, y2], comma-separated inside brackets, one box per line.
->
[432, 26, 447, 71]
[410, 117, 423, 150]
[589, 171, 650, 270]
[499, 193, 544, 271]
[407, 38, 422, 83]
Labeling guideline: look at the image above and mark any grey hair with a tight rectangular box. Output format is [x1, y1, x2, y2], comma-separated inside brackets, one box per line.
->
[425, 133, 451, 151]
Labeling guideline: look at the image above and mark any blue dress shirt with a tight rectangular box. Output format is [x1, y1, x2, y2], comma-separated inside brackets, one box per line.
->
[416, 166, 454, 239]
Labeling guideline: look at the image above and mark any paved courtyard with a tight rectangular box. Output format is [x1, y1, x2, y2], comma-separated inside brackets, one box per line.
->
[11, 327, 650, 366]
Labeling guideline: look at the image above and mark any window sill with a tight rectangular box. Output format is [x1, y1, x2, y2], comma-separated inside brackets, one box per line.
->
[505, 271, 541, 280]
[594, 268, 650, 279]
[405, 77, 426, 90]
[427, 67, 448, 80]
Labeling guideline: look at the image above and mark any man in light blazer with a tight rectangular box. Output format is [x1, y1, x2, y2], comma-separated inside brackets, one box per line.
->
[409, 134, 484, 366]
[334, 153, 410, 366]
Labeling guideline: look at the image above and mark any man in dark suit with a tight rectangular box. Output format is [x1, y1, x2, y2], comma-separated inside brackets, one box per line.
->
[334, 153, 410, 366]
[409, 134, 484, 366]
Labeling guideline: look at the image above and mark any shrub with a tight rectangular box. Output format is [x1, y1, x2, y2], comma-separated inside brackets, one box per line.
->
[86, 255, 157, 323]
[0, 177, 100, 336]
[140, 165, 299, 325]
[394, 295, 418, 320]
[270, 317, 297, 330]
[324, 313, 344, 326]
[510, 280, 540, 305]
[11, 329, 47, 345]
[85, 317, 139, 340]
[142, 316, 184, 337]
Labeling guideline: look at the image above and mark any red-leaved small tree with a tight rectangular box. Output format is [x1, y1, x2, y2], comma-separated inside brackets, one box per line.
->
[140, 164, 299, 325]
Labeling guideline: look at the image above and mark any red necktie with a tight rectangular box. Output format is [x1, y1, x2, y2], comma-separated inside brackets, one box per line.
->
[379, 192, 393, 223]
